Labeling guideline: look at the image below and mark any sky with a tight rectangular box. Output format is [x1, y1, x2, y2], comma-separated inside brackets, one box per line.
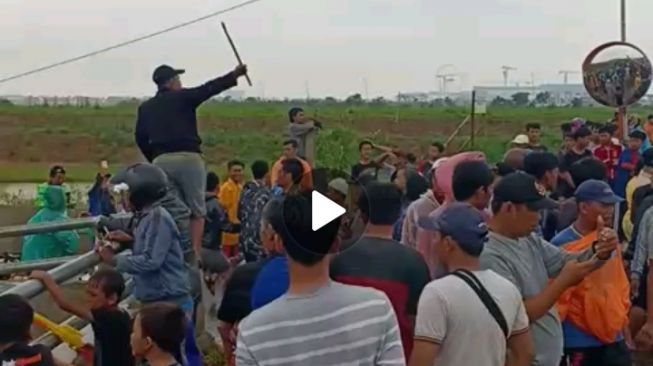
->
[0, 0, 651, 98]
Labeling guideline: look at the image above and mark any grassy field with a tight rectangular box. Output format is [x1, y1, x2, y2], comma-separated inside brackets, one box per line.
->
[0, 102, 646, 182]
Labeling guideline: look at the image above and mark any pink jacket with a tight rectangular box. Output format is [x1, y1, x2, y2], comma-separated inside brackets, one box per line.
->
[415, 151, 486, 274]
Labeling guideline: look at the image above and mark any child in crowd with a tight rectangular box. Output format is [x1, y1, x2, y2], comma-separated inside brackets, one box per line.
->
[614, 130, 645, 198]
[0, 294, 57, 366]
[131, 303, 186, 366]
[30, 268, 133, 366]
[201, 172, 235, 341]
[593, 125, 622, 185]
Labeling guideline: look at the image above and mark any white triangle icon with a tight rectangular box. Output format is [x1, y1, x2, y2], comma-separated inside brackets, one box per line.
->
[312, 190, 346, 231]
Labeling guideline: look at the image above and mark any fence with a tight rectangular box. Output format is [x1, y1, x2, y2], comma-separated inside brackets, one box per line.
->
[0, 217, 135, 353]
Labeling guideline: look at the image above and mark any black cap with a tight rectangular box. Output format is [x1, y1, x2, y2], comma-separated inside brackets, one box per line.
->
[152, 65, 185, 86]
[493, 171, 558, 210]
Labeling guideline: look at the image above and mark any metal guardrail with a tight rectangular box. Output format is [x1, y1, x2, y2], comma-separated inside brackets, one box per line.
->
[0, 256, 78, 276]
[0, 217, 102, 298]
[0, 217, 100, 239]
[1, 251, 102, 299]
[0, 215, 138, 353]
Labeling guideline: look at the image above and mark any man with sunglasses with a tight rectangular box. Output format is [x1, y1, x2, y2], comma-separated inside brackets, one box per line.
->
[480, 172, 619, 366]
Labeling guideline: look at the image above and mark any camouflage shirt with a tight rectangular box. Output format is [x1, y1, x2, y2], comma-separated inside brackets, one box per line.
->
[238, 181, 271, 262]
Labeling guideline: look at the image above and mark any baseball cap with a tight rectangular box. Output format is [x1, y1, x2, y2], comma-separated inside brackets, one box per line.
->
[511, 134, 530, 145]
[643, 148, 653, 167]
[152, 65, 185, 86]
[493, 171, 558, 210]
[418, 203, 488, 255]
[328, 178, 348, 197]
[575, 179, 624, 204]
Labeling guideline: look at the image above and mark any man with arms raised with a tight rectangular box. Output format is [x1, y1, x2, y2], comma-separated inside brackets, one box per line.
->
[136, 64, 248, 263]
[236, 194, 404, 365]
[410, 203, 533, 366]
[480, 172, 618, 366]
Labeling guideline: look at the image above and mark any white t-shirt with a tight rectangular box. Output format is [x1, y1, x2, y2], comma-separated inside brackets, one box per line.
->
[414, 269, 529, 366]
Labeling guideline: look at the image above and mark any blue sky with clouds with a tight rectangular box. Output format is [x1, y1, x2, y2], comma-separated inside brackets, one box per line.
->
[0, 0, 650, 98]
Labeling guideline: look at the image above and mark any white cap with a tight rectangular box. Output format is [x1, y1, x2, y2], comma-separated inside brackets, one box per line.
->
[511, 134, 530, 145]
[328, 178, 349, 196]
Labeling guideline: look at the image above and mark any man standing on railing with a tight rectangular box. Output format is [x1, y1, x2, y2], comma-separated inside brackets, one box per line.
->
[135, 63, 249, 264]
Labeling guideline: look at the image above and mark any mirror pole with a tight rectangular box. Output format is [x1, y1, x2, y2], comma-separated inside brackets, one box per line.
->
[621, 0, 626, 42]
[616, 107, 627, 142]
[620, 1, 627, 142]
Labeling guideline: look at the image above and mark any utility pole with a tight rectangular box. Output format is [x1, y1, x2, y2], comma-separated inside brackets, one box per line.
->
[617, 0, 627, 141]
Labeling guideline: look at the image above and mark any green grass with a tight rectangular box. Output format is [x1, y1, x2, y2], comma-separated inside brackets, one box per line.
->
[0, 102, 647, 182]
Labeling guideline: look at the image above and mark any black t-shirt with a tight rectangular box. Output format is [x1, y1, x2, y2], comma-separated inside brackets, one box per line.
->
[351, 162, 379, 181]
[0, 343, 55, 365]
[529, 144, 548, 152]
[559, 149, 592, 172]
[217, 260, 268, 324]
[91, 307, 134, 366]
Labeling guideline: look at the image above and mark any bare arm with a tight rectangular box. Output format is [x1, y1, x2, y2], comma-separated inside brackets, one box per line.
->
[506, 331, 534, 366]
[218, 321, 236, 366]
[31, 271, 92, 321]
[409, 340, 440, 366]
[523, 277, 568, 321]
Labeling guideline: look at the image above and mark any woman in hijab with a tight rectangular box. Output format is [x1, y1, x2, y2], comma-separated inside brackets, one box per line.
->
[414, 151, 486, 275]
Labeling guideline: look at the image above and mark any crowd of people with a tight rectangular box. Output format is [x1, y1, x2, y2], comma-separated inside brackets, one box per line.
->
[4, 63, 653, 366]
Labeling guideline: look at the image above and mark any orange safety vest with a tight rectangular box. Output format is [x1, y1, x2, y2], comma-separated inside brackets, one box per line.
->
[556, 231, 630, 344]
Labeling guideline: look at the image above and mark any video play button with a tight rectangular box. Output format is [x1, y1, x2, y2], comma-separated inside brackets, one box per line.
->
[312, 190, 346, 231]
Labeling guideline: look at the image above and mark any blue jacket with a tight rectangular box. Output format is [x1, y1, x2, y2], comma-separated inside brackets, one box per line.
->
[116, 205, 190, 304]
[88, 184, 116, 217]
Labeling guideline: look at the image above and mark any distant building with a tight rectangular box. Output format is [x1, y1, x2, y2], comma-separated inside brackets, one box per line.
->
[538, 84, 593, 106]
[473, 86, 537, 103]
[213, 90, 245, 101]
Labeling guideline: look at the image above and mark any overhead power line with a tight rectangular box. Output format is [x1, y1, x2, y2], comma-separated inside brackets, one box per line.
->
[0, 0, 264, 85]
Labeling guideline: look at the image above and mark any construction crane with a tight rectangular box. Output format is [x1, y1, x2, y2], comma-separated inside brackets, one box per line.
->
[558, 70, 579, 84]
[501, 66, 517, 86]
[436, 73, 459, 96]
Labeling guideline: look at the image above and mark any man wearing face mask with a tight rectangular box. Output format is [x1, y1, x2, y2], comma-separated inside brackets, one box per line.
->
[480, 172, 619, 366]
[410, 203, 534, 366]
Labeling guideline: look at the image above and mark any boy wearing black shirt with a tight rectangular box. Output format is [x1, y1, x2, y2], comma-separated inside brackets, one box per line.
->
[31, 268, 133, 366]
[0, 294, 56, 366]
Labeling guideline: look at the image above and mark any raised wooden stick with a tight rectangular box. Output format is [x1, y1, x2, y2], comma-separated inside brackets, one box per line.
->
[221, 21, 252, 86]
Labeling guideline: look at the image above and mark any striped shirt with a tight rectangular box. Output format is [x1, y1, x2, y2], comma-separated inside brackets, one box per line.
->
[235, 281, 405, 366]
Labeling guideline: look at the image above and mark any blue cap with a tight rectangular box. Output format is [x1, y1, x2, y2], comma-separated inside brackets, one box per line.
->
[418, 203, 488, 255]
[574, 179, 624, 204]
